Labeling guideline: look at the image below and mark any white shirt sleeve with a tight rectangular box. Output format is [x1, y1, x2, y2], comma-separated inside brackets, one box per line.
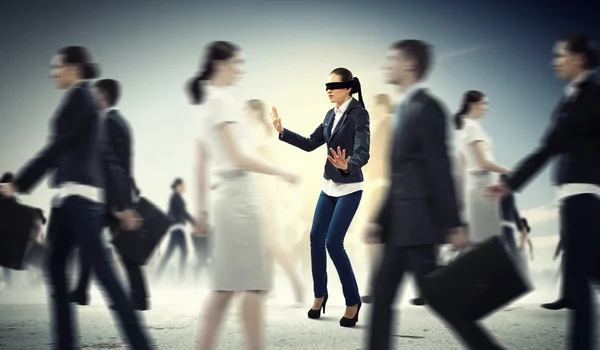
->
[462, 122, 486, 145]
[209, 96, 239, 127]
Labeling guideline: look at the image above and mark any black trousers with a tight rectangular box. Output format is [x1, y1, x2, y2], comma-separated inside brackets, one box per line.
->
[561, 194, 600, 350]
[74, 242, 149, 303]
[557, 248, 576, 304]
[156, 229, 188, 281]
[191, 235, 210, 281]
[367, 243, 503, 350]
[46, 196, 151, 349]
[501, 226, 517, 255]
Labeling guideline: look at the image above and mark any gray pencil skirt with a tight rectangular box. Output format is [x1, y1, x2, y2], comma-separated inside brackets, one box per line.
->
[466, 171, 502, 244]
[209, 170, 270, 291]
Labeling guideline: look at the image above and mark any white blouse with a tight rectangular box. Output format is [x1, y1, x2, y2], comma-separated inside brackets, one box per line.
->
[460, 118, 494, 172]
[195, 84, 251, 175]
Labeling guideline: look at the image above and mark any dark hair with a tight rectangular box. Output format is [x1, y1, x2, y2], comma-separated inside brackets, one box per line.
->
[187, 41, 240, 105]
[57, 46, 100, 79]
[0, 172, 14, 183]
[392, 40, 433, 80]
[95, 79, 121, 106]
[171, 178, 183, 190]
[374, 93, 393, 114]
[329, 67, 365, 108]
[246, 99, 270, 134]
[521, 217, 531, 233]
[562, 33, 600, 70]
[454, 90, 485, 130]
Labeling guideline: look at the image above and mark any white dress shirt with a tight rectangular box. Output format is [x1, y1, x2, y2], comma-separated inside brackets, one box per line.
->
[322, 97, 364, 197]
[556, 70, 600, 202]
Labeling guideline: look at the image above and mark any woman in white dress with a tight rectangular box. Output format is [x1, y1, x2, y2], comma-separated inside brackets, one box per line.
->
[455, 90, 511, 243]
[243, 99, 305, 305]
[189, 41, 298, 350]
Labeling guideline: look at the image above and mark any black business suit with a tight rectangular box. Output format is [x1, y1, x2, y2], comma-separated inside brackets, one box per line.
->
[156, 191, 196, 281]
[367, 88, 502, 350]
[504, 73, 600, 350]
[72, 108, 149, 308]
[10, 81, 151, 349]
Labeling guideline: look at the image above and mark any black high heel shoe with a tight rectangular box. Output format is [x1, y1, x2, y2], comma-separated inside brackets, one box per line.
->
[340, 302, 361, 327]
[307, 295, 328, 319]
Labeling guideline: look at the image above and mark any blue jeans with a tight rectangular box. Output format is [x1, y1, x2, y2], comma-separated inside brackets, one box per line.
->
[310, 190, 362, 306]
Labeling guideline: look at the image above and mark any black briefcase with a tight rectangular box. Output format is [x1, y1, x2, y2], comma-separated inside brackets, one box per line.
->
[0, 198, 37, 270]
[111, 197, 172, 266]
[421, 235, 533, 321]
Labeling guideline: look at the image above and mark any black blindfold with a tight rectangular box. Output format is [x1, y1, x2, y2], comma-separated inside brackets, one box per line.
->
[325, 81, 353, 91]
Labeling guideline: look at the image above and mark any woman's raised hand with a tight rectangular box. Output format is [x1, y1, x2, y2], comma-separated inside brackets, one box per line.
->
[270, 106, 284, 134]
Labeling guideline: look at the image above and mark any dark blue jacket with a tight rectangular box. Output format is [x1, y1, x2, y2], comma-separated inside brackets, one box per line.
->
[13, 82, 130, 211]
[168, 192, 195, 226]
[506, 74, 600, 191]
[278, 98, 370, 183]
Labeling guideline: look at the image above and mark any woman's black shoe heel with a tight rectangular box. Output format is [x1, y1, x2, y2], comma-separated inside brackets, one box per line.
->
[339, 302, 362, 327]
[307, 295, 328, 319]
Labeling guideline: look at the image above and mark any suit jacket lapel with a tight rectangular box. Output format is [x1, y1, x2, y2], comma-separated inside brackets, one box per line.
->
[392, 103, 407, 156]
[323, 110, 335, 144]
[392, 89, 425, 158]
[330, 109, 349, 140]
[330, 98, 358, 140]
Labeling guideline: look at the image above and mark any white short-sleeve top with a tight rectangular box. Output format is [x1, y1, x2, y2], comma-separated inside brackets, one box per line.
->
[460, 117, 493, 172]
[195, 84, 250, 175]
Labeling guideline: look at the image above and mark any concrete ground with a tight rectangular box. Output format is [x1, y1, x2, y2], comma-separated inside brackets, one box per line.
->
[0, 287, 588, 350]
[0, 251, 593, 350]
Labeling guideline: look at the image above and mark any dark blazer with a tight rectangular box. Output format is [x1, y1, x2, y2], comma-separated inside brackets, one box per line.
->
[278, 97, 370, 183]
[500, 193, 524, 231]
[103, 109, 135, 229]
[12, 81, 130, 211]
[168, 192, 195, 226]
[506, 74, 600, 192]
[375, 89, 461, 247]
[103, 109, 134, 211]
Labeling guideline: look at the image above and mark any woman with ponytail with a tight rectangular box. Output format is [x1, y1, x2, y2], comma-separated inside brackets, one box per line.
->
[0, 46, 153, 349]
[271, 67, 370, 327]
[456, 90, 510, 244]
[190, 41, 298, 350]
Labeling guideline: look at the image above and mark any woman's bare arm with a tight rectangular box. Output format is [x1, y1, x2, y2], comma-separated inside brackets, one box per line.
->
[195, 139, 208, 214]
[457, 152, 467, 210]
[218, 123, 289, 177]
[469, 141, 510, 174]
